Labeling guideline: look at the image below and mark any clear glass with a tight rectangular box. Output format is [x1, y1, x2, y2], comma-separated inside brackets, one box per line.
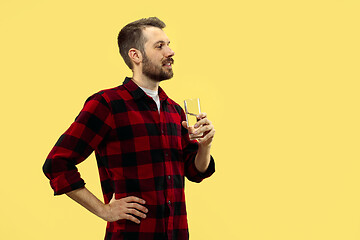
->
[184, 98, 202, 140]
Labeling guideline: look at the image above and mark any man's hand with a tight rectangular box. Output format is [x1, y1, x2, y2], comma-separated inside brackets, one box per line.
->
[182, 112, 215, 147]
[66, 187, 148, 225]
[181, 112, 215, 172]
[102, 194, 148, 224]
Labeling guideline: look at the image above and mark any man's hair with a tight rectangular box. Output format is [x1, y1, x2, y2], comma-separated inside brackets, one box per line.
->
[117, 17, 166, 69]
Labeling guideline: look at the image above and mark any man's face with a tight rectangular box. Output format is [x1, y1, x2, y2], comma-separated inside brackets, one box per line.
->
[141, 27, 175, 82]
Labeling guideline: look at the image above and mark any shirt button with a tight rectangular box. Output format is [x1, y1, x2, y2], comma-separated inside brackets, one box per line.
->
[168, 200, 171, 205]
[165, 153, 169, 157]
[168, 176, 171, 180]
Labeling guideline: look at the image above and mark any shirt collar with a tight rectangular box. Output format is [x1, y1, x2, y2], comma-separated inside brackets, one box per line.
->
[122, 77, 169, 102]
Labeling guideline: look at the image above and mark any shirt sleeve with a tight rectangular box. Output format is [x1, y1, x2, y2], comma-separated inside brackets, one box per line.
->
[43, 93, 114, 195]
[179, 108, 215, 183]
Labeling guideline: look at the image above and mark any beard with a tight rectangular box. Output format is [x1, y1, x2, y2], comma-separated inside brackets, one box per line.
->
[142, 53, 174, 82]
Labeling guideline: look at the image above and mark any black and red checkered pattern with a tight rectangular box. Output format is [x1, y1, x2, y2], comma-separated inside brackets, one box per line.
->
[43, 77, 215, 240]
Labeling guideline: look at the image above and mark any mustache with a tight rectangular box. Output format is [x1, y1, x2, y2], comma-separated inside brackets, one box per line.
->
[162, 58, 174, 65]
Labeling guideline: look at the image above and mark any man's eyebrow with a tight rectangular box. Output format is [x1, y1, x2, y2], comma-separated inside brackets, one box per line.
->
[153, 40, 170, 46]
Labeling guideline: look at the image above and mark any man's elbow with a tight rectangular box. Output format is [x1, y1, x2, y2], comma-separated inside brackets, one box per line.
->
[42, 159, 52, 178]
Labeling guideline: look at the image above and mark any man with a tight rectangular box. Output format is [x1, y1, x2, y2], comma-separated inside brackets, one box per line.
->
[43, 17, 215, 240]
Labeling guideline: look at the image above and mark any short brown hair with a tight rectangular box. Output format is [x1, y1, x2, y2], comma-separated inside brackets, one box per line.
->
[117, 17, 166, 69]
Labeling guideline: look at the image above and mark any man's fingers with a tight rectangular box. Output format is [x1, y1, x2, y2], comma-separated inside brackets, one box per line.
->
[123, 196, 146, 204]
[127, 208, 147, 219]
[196, 112, 207, 119]
[106, 195, 148, 223]
[198, 129, 216, 143]
[124, 214, 141, 224]
[182, 121, 197, 134]
[194, 125, 213, 135]
[128, 203, 148, 213]
[191, 127, 215, 142]
[194, 118, 211, 128]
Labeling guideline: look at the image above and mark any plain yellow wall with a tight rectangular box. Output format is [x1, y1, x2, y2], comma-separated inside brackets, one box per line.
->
[1, 0, 360, 239]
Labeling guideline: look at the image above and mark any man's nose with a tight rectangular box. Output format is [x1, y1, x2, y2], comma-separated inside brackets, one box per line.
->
[165, 47, 175, 58]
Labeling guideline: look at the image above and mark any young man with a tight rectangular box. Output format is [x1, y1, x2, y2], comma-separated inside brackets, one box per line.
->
[43, 17, 215, 240]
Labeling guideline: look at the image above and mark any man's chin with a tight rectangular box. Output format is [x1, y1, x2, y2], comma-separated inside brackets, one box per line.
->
[150, 73, 174, 82]
[154, 76, 173, 82]
[162, 73, 174, 81]
[142, 67, 174, 82]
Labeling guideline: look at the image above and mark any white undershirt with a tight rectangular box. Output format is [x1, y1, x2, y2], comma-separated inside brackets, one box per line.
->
[139, 86, 160, 113]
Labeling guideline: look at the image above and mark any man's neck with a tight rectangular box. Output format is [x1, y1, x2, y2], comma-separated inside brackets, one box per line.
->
[131, 72, 160, 91]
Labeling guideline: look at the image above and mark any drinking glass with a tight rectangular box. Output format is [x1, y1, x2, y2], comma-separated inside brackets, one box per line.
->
[184, 98, 202, 140]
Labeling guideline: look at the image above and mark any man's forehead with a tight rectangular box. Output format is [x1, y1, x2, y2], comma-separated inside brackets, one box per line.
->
[142, 26, 170, 44]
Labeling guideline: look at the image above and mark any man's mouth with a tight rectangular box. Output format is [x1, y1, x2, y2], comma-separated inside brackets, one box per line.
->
[162, 59, 174, 68]
[163, 62, 172, 68]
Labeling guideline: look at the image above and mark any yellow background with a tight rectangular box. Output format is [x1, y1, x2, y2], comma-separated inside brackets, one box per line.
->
[1, 0, 360, 239]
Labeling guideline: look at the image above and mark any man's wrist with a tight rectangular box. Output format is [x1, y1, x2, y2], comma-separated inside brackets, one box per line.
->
[198, 144, 211, 154]
[195, 145, 211, 173]
[98, 203, 110, 221]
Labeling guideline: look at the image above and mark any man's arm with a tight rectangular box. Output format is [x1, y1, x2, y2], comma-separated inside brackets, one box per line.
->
[182, 112, 215, 173]
[43, 93, 148, 224]
[194, 145, 212, 173]
[66, 187, 148, 224]
[43, 93, 114, 195]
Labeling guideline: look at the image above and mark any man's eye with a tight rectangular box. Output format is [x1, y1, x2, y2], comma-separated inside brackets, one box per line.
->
[156, 45, 163, 49]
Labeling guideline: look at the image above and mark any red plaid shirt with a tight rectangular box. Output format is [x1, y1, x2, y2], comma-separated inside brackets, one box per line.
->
[43, 77, 215, 240]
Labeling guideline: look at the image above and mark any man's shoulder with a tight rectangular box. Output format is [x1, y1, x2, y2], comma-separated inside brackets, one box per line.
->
[91, 83, 130, 102]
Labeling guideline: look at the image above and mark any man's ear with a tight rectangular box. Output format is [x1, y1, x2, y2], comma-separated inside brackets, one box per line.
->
[128, 48, 143, 66]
